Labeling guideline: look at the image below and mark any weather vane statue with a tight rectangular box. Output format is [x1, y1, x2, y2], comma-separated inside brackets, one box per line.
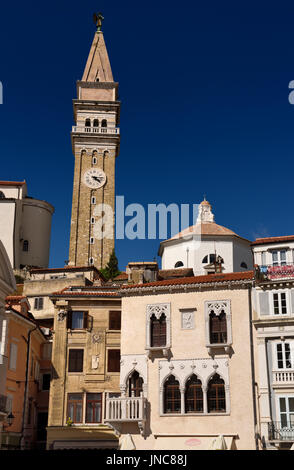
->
[93, 12, 104, 32]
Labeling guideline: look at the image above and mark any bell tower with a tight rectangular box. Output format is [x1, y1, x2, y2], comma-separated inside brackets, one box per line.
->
[68, 14, 120, 268]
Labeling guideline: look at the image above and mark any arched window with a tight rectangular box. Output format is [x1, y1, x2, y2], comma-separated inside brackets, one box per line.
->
[164, 375, 181, 413]
[150, 313, 166, 347]
[0, 191, 5, 199]
[240, 262, 248, 269]
[101, 119, 107, 128]
[128, 370, 143, 397]
[209, 309, 227, 344]
[207, 374, 226, 413]
[185, 375, 203, 413]
[174, 261, 184, 268]
[202, 254, 224, 264]
[23, 240, 29, 252]
[85, 118, 91, 127]
[93, 119, 99, 127]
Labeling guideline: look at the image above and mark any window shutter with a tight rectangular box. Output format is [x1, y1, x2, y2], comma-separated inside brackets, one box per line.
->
[9, 343, 18, 370]
[83, 312, 88, 329]
[39, 298, 44, 310]
[290, 290, 294, 315]
[34, 298, 38, 309]
[259, 292, 270, 316]
[66, 311, 72, 329]
[87, 314, 93, 332]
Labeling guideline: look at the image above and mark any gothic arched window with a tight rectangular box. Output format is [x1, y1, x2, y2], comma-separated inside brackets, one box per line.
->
[164, 375, 181, 414]
[185, 375, 203, 413]
[207, 374, 226, 413]
[101, 119, 107, 128]
[209, 309, 227, 344]
[150, 313, 166, 347]
[93, 119, 99, 127]
[240, 262, 248, 269]
[128, 370, 143, 397]
[85, 118, 91, 127]
[0, 191, 5, 199]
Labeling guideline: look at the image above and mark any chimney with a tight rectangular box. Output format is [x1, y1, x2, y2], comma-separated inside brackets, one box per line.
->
[126, 262, 159, 285]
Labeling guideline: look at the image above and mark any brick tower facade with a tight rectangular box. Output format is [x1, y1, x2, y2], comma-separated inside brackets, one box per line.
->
[68, 24, 120, 269]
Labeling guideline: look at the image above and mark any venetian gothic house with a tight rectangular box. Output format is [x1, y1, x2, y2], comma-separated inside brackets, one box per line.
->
[105, 264, 258, 450]
[158, 199, 253, 276]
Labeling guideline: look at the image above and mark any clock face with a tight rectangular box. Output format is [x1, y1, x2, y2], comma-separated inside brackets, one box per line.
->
[83, 168, 106, 189]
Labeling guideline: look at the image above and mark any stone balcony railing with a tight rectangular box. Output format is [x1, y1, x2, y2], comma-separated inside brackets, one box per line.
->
[105, 395, 147, 435]
[72, 126, 120, 135]
[255, 263, 294, 282]
[273, 370, 294, 385]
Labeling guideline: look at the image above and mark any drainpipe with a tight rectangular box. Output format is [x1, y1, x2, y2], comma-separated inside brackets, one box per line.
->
[20, 325, 38, 450]
[248, 286, 259, 450]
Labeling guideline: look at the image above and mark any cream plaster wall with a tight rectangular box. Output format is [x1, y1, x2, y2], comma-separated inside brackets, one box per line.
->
[120, 287, 256, 450]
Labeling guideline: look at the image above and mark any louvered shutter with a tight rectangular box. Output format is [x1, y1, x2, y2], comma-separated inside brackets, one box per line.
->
[83, 312, 88, 329]
[66, 311, 72, 329]
[290, 289, 294, 315]
[86, 314, 93, 331]
[259, 292, 270, 316]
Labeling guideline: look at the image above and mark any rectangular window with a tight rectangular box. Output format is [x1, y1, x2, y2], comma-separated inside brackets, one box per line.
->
[107, 349, 120, 372]
[9, 343, 18, 370]
[34, 297, 44, 310]
[272, 250, 287, 266]
[86, 393, 102, 423]
[67, 311, 88, 330]
[279, 396, 294, 428]
[67, 394, 83, 423]
[109, 311, 121, 330]
[273, 293, 287, 315]
[68, 349, 84, 372]
[42, 373, 51, 390]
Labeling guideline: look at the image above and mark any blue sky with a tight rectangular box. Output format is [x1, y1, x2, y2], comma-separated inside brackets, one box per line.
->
[1, 1, 294, 271]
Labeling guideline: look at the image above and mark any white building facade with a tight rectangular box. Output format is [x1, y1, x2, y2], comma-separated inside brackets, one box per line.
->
[0, 181, 54, 270]
[158, 200, 253, 276]
[252, 235, 294, 449]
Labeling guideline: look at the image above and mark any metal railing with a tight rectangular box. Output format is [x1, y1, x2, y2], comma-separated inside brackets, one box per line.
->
[72, 126, 120, 135]
[105, 395, 146, 422]
[255, 263, 294, 281]
[268, 421, 294, 441]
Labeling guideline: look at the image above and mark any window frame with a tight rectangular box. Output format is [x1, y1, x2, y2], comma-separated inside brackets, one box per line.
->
[68, 349, 84, 373]
[108, 311, 121, 331]
[205, 300, 232, 352]
[272, 291, 288, 316]
[67, 393, 83, 423]
[86, 393, 102, 423]
[107, 349, 120, 373]
[67, 311, 89, 330]
[164, 375, 181, 414]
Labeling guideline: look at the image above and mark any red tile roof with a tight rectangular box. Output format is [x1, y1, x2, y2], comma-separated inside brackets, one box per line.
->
[122, 270, 254, 290]
[0, 181, 26, 186]
[51, 289, 120, 298]
[252, 235, 294, 246]
[30, 265, 100, 273]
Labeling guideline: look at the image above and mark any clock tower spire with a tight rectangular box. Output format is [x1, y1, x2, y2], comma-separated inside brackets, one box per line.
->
[68, 16, 120, 269]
